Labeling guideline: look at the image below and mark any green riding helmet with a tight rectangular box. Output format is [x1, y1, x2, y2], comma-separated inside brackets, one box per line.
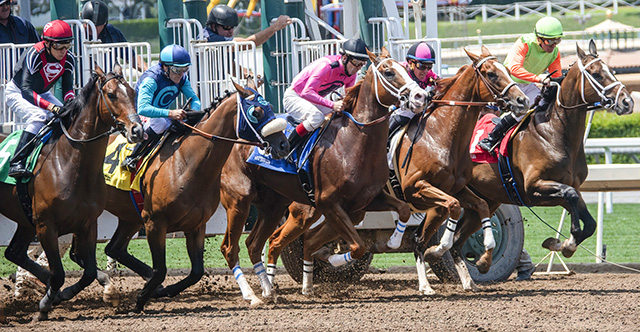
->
[534, 16, 563, 39]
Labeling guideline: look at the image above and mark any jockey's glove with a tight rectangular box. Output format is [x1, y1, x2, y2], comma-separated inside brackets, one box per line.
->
[50, 105, 71, 118]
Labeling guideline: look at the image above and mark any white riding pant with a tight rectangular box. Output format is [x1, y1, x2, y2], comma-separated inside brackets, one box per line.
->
[144, 117, 172, 135]
[283, 87, 332, 132]
[513, 83, 541, 121]
[6, 81, 60, 134]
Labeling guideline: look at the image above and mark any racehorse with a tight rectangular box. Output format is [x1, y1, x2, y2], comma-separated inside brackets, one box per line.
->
[0, 64, 143, 320]
[219, 48, 429, 301]
[102, 80, 289, 312]
[458, 41, 633, 262]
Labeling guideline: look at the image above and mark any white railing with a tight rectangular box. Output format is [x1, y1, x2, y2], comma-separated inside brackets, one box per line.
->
[0, 43, 33, 131]
[83, 42, 151, 88]
[191, 40, 259, 108]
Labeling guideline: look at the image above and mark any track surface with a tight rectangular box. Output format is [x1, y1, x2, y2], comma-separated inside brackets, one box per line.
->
[1, 269, 639, 331]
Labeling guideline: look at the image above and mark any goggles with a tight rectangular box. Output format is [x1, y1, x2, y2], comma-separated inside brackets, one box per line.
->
[50, 42, 73, 51]
[169, 66, 190, 74]
[413, 61, 433, 71]
[349, 58, 367, 68]
[540, 37, 562, 47]
[220, 25, 234, 31]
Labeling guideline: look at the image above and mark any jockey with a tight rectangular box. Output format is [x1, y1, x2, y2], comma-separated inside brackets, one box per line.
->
[202, 4, 290, 46]
[283, 38, 369, 150]
[5, 19, 75, 178]
[120, 44, 201, 172]
[478, 16, 563, 153]
[389, 41, 439, 136]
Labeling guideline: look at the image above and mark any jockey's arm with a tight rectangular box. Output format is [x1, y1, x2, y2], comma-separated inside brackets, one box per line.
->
[61, 66, 75, 102]
[180, 78, 201, 111]
[136, 78, 170, 118]
[233, 15, 291, 48]
[298, 66, 334, 110]
[547, 52, 562, 78]
[17, 67, 53, 110]
[507, 42, 541, 83]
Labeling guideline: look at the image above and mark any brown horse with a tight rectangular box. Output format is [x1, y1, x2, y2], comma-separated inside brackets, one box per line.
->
[219, 48, 429, 301]
[457, 41, 633, 263]
[102, 80, 289, 312]
[0, 64, 143, 320]
[293, 46, 530, 295]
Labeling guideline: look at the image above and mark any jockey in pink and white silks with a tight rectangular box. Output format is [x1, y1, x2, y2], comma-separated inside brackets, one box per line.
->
[283, 38, 369, 150]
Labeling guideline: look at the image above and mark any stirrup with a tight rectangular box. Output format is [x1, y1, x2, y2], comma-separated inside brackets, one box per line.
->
[8, 164, 33, 178]
[120, 157, 138, 173]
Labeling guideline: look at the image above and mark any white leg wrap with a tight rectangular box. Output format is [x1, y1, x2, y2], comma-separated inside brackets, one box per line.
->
[386, 220, 408, 249]
[328, 251, 353, 267]
[266, 263, 277, 286]
[435, 218, 458, 255]
[481, 218, 496, 250]
[233, 264, 256, 301]
[253, 262, 272, 298]
[454, 259, 478, 291]
[415, 256, 435, 295]
[302, 260, 314, 295]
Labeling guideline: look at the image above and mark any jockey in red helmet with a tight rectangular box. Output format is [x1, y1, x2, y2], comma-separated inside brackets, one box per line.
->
[5, 19, 76, 178]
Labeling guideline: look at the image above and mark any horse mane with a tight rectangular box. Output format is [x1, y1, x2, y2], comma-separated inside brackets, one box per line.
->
[342, 80, 363, 112]
[65, 73, 100, 119]
[432, 65, 469, 100]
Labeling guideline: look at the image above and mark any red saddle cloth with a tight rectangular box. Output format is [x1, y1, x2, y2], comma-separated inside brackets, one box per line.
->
[470, 113, 516, 163]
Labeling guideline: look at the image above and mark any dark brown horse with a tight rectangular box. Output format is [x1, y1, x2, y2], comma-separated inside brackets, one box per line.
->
[219, 48, 429, 301]
[457, 41, 633, 264]
[102, 80, 289, 312]
[0, 64, 143, 320]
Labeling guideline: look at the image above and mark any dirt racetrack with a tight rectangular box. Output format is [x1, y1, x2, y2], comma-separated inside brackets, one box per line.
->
[1, 267, 639, 331]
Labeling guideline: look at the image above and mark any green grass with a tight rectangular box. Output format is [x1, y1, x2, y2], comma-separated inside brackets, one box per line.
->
[2, 203, 638, 277]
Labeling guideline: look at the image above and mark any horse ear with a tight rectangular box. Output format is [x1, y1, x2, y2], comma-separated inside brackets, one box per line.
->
[380, 46, 390, 58]
[464, 47, 480, 64]
[94, 62, 105, 77]
[588, 39, 598, 56]
[246, 76, 257, 90]
[480, 45, 491, 57]
[232, 80, 251, 99]
[367, 49, 379, 65]
[576, 43, 586, 60]
[113, 62, 123, 76]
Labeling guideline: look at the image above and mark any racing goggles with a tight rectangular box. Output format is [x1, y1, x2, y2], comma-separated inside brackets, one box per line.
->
[540, 37, 562, 47]
[50, 41, 73, 51]
[349, 58, 367, 68]
[221, 25, 234, 31]
[169, 66, 190, 75]
[413, 61, 433, 71]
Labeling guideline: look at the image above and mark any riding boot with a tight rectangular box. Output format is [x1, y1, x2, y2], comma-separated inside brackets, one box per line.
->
[389, 114, 412, 138]
[477, 113, 519, 153]
[8, 131, 37, 178]
[288, 123, 310, 152]
[121, 128, 160, 172]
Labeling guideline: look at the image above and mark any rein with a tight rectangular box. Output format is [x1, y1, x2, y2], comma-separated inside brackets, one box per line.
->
[60, 74, 130, 143]
[555, 57, 625, 110]
[180, 121, 265, 147]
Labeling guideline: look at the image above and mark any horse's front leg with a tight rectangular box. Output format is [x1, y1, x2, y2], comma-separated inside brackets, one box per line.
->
[529, 180, 594, 258]
[134, 221, 168, 313]
[312, 205, 367, 265]
[155, 225, 205, 298]
[35, 227, 65, 321]
[68, 234, 120, 306]
[105, 218, 153, 279]
[454, 186, 494, 274]
[363, 190, 412, 252]
[56, 225, 99, 304]
[4, 225, 51, 285]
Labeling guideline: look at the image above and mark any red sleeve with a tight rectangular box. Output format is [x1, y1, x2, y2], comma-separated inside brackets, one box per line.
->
[548, 52, 562, 78]
[506, 40, 541, 83]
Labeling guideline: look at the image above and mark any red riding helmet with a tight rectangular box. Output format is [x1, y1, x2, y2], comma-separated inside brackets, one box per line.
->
[42, 20, 74, 43]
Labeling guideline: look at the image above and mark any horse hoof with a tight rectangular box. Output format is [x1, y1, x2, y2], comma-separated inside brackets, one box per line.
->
[542, 237, 562, 251]
[421, 288, 436, 296]
[369, 241, 389, 254]
[561, 246, 576, 258]
[311, 247, 332, 262]
[302, 289, 314, 297]
[476, 251, 493, 274]
[249, 297, 264, 308]
[423, 246, 442, 261]
[34, 311, 48, 322]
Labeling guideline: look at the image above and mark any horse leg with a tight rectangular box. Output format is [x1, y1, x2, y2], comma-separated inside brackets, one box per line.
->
[4, 225, 50, 285]
[134, 222, 167, 313]
[412, 209, 445, 295]
[454, 186, 494, 274]
[105, 219, 153, 279]
[363, 191, 411, 252]
[301, 222, 343, 296]
[154, 226, 205, 298]
[315, 206, 367, 265]
[451, 248, 479, 292]
[220, 193, 262, 306]
[55, 226, 99, 304]
[35, 228, 65, 321]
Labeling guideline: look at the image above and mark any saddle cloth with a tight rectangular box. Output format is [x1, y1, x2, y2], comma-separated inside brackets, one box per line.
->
[0, 130, 46, 185]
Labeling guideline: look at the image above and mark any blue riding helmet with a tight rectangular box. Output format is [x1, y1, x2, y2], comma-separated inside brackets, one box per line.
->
[159, 44, 191, 67]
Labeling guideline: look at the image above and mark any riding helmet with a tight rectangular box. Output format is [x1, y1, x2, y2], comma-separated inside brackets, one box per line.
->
[340, 38, 369, 61]
[160, 44, 191, 67]
[81, 0, 109, 26]
[207, 4, 239, 27]
[534, 16, 564, 39]
[406, 41, 436, 63]
[42, 20, 74, 43]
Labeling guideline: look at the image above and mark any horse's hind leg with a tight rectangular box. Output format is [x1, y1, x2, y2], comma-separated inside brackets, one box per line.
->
[68, 234, 120, 306]
[450, 248, 479, 292]
[105, 219, 153, 279]
[363, 191, 411, 252]
[56, 226, 99, 304]
[454, 187, 494, 274]
[154, 226, 205, 298]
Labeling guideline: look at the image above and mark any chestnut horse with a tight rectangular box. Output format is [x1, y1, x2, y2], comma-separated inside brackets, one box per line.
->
[102, 80, 289, 312]
[458, 41, 633, 262]
[0, 64, 143, 320]
[219, 48, 428, 302]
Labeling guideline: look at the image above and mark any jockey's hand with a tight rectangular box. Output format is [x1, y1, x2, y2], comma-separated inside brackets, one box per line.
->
[332, 100, 344, 112]
[169, 109, 187, 121]
[49, 104, 70, 118]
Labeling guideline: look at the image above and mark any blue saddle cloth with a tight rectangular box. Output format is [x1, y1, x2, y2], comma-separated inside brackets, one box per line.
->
[246, 115, 318, 175]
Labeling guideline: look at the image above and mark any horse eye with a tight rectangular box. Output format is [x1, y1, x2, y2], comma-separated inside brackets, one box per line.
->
[384, 69, 394, 78]
[591, 72, 602, 80]
[107, 92, 116, 100]
[487, 72, 498, 80]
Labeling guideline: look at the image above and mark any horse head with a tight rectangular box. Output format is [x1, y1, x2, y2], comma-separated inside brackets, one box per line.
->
[94, 63, 144, 143]
[231, 79, 289, 159]
[367, 47, 428, 113]
[465, 45, 529, 116]
[568, 40, 634, 115]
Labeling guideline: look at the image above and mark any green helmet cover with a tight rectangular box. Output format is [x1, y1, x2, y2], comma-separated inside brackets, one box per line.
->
[535, 16, 564, 39]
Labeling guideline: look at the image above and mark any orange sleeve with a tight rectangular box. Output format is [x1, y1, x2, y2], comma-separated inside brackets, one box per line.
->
[507, 40, 541, 83]
[548, 51, 562, 77]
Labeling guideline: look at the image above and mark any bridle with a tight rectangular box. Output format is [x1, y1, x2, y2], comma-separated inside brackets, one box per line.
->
[555, 56, 625, 110]
[61, 73, 139, 143]
[371, 57, 421, 109]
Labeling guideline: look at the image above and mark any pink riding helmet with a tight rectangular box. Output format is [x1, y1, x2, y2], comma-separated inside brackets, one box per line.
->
[406, 42, 436, 63]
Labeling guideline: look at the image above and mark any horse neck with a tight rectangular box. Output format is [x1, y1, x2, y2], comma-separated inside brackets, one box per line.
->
[436, 67, 484, 139]
[185, 96, 237, 166]
[355, 69, 394, 123]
